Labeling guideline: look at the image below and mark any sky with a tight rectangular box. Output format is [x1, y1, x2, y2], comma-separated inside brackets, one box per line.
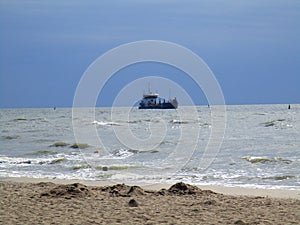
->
[0, 0, 299, 108]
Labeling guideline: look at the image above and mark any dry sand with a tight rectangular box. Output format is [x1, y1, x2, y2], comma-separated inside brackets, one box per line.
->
[1, 180, 300, 225]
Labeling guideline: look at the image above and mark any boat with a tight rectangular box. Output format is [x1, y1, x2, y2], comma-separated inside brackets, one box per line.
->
[138, 91, 178, 109]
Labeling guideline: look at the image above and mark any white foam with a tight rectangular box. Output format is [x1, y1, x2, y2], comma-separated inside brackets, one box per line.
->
[92, 120, 120, 126]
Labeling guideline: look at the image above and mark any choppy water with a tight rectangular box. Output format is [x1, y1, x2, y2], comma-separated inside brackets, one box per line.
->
[0, 104, 299, 189]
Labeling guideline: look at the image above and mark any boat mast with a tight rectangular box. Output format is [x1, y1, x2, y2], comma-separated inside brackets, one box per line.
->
[148, 82, 151, 94]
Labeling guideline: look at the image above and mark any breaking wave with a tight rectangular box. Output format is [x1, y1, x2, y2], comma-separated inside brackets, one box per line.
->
[72, 164, 141, 171]
[169, 119, 189, 124]
[102, 148, 160, 159]
[242, 156, 293, 164]
[110, 149, 135, 158]
[92, 120, 120, 126]
[0, 156, 66, 165]
[262, 175, 296, 180]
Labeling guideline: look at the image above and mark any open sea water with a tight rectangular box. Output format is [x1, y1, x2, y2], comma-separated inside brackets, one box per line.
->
[0, 104, 299, 189]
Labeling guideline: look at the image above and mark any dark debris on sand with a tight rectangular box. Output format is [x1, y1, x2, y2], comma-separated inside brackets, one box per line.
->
[100, 183, 149, 197]
[156, 182, 216, 196]
[40, 183, 92, 199]
[167, 182, 216, 195]
[39, 182, 215, 199]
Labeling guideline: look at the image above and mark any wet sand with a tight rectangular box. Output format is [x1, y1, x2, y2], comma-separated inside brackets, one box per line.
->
[1, 179, 300, 224]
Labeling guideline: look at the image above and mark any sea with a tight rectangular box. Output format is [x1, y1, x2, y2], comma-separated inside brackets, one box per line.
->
[0, 104, 299, 190]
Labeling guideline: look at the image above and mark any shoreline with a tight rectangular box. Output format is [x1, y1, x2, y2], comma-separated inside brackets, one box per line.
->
[2, 176, 300, 199]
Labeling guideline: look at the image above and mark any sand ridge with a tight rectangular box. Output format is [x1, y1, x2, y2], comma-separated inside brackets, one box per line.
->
[1, 181, 300, 224]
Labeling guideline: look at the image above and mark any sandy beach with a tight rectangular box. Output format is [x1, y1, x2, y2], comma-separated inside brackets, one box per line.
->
[1, 179, 299, 224]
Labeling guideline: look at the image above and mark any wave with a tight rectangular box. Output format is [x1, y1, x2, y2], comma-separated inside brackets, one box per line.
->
[253, 113, 266, 116]
[262, 175, 296, 181]
[13, 118, 27, 121]
[72, 164, 92, 170]
[0, 156, 66, 165]
[169, 119, 189, 124]
[27, 150, 58, 156]
[70, 143, 90, 149]
[1, 135, 20, 140]
[72, 164, 141, 171]
[13, 118, 48, 122]
[34, 139, 57, 143]
[144, 119, 161, 123]
[102, 148, 158, 159]
[49, 142, 70, 147]
[111, 149, 135, 158]
[242, 156, 292, 164]
[261, 118, 292, 128]
[49, 158, 66, 164]
[128, 149, 159, 154]
[109, 148, 159, 158]
[158, 140, 174, 146]
[95, 165, 141, 171]
[127, 119, 142, 124]
[92, 120, 120, 126]
[49, 142, 90, 149]
[200, 122, 211, 128]
[127, 119, 162, 124]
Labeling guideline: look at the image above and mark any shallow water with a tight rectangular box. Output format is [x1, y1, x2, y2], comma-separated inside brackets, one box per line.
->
[0, 104, 299, 189]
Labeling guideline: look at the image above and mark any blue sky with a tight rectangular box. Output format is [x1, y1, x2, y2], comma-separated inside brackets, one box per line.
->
[0, 0, 299, 107]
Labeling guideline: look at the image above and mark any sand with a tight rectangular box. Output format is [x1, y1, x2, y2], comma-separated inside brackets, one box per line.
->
[1, 179, 300, 225]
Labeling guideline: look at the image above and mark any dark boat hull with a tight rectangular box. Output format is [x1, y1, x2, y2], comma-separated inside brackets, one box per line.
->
[139, 102, 177, 109]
